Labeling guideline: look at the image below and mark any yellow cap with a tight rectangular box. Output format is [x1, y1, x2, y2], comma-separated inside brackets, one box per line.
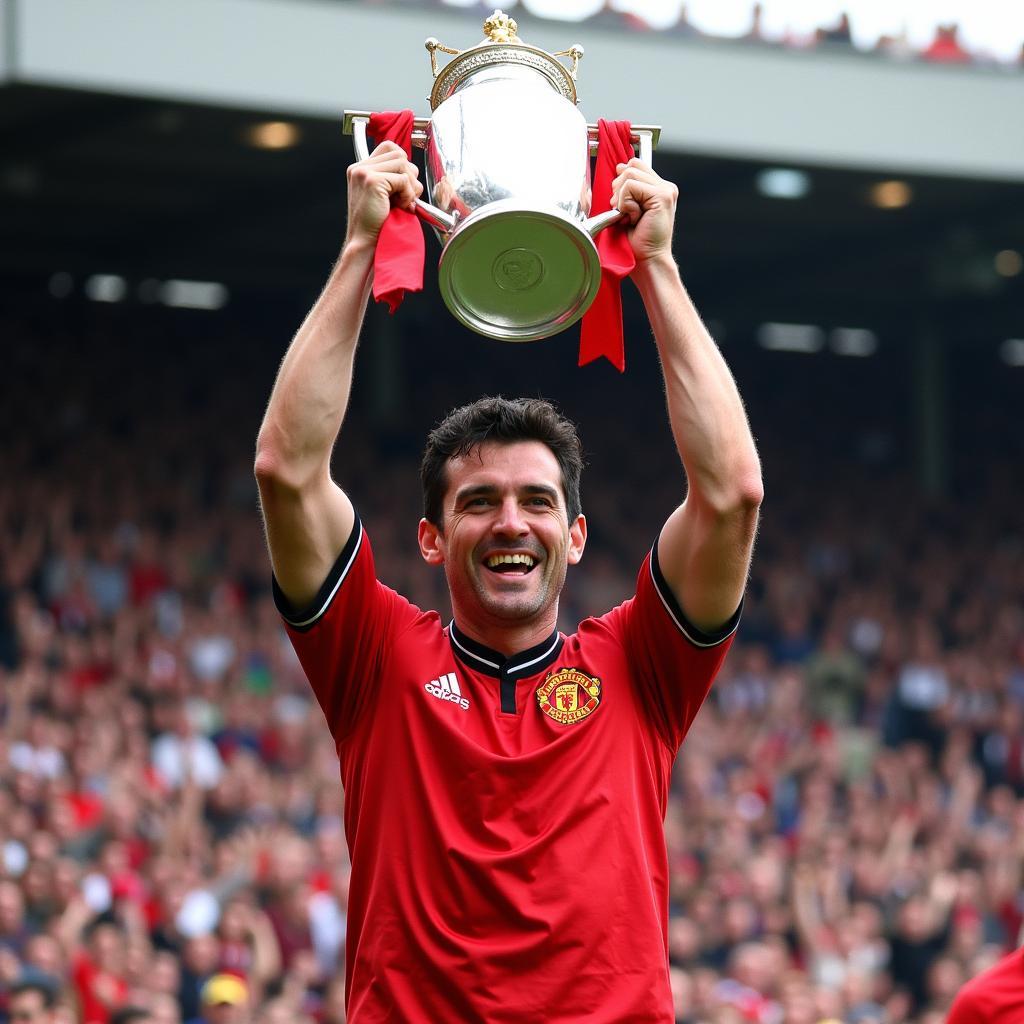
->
[201, 974, 249, 1006]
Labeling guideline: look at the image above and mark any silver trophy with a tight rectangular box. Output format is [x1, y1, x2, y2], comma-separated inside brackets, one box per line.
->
[343, 10, 660, 342]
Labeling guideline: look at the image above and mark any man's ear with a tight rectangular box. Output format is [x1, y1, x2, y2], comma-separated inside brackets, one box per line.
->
[418, 518, 445, 565]
[567, 514, 587, 566]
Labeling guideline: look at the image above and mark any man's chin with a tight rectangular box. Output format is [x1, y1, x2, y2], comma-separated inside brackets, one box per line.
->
[489, 602, 545, 622]
[475, 580, 548, 621]
[448, 564, 563, 625]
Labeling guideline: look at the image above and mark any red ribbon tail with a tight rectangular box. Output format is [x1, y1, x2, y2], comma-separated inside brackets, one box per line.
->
[578, 270, 626, 372]
[375, 287, 404, 316]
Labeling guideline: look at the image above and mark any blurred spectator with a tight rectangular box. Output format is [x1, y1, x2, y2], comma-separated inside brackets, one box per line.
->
[150, 699, 224, 792]
[66, 916, 131, 1024]
[190, 974, 248, 1024]
[0, 880, 31, 957]
[177, 935, 221, 1023]
[889, 877, 958, 1012]
[743, 2, 765, 43]
[875, 25, 916, 61]
[667, 3, 699, 39]
[816, 12, 853, 47]
[922, 23, 972, 64]
[586, 0, 649, 32]
[6, 981, 59, 1024]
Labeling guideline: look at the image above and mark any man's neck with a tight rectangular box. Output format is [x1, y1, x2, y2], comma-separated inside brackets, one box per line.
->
[451, 607, 559, 657]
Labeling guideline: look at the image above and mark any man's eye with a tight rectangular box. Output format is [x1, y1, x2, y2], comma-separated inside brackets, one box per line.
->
[527, 497, 552, 507]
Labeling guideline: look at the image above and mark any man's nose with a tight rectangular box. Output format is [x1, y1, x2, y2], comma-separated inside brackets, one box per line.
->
[491, 497, 528, 536]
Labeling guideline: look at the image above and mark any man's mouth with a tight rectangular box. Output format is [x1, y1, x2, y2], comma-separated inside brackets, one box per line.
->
[483, 553, 538, 576]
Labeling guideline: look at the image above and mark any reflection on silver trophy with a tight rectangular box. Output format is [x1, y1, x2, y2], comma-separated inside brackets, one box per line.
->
[344, 10, 660, 342]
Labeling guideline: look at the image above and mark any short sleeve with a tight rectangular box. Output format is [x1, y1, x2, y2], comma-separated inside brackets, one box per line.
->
[946, 993, 984, 1024]
[614, 541, 741, 751]
[272, 514, 420, 741]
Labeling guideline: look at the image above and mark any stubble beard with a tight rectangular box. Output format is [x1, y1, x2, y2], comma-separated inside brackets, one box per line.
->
[450, 555, 567, 624]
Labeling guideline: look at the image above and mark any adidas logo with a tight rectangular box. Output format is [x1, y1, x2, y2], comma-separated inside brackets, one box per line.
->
[424, 672, 469, 711]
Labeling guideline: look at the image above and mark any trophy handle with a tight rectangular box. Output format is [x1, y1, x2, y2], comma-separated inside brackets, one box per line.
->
[584, 128, 655, 239]
[425, 37, 462, 79]
[551, 45, 585, 80]
[350, 117, 457, 234]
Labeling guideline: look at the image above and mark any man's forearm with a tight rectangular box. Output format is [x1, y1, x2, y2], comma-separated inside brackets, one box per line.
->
[633, 254, 762, 510]
[255, 241, 374, 487]
[255, 142, 418, 605]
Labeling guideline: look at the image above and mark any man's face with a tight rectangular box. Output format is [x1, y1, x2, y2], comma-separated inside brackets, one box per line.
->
[9, 990, 51, 1024]
[418, 441, 586, 628]
[205, 1004, 245, 1024]
[0, 881, 24, 932]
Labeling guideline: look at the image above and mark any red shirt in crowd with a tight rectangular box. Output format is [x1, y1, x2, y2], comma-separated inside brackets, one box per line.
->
[922, 28, 971, 63]
[72, 952, 129, 1024]
[947, 948, 1024, 1023]
[276, 516, 738, 1023]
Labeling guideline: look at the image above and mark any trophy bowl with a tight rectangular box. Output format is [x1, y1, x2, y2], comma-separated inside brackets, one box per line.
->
[344, 11, 659, 342]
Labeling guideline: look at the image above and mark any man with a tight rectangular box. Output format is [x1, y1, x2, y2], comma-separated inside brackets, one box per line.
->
[7, 981, 58, 1024]
[255, 143, 762, 1021]
[187, 974, 249, 1024]
[142, 994, 180, 1024]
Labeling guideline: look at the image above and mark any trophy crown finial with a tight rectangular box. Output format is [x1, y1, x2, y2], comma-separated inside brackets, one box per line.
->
[483, 10, 520, 44]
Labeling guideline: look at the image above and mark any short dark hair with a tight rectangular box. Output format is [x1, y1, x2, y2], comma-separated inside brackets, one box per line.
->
[420, 397, 584, 527]
[10, 980, 57, 1009]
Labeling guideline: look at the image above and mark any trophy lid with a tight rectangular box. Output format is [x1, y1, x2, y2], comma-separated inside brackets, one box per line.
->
[426, 10, 584, 111]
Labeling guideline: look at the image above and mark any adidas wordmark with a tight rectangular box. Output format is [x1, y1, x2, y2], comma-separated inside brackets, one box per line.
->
[425, 672, 469, 711]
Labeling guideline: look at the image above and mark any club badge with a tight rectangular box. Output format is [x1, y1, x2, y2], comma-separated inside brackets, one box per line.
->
[536, 668, 602, 725]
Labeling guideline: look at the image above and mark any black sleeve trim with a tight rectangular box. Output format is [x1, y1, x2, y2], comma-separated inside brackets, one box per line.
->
[648, 536, 742, 648]
[272, 516, 363, 633]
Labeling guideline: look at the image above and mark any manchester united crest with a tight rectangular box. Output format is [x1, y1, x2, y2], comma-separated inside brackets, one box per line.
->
[536, 668, 602, 725]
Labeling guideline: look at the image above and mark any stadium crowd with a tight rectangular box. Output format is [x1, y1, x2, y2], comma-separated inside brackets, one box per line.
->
[0, 301, 1022, 1024]
[349, 0, 1024, 70]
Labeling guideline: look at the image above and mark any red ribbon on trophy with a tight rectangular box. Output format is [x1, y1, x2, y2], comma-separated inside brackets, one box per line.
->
[578, 119, 635, 373]
[367, 110, 425, 314]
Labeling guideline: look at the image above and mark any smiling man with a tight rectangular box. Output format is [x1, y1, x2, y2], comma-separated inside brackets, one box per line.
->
[255, 144, 762, 1023]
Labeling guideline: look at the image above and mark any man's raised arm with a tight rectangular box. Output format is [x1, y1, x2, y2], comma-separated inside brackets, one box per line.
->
[254, 143, 422, 608]
[613, 160, 763, 633]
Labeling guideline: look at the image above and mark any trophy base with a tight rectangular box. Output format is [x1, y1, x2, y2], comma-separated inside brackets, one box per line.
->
[437, 201, 602, 342]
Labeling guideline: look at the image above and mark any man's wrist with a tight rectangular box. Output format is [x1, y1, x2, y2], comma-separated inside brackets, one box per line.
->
[339, 234, 377, 266]
[329, 235, 376, 288]
[631, 250, 681, 294]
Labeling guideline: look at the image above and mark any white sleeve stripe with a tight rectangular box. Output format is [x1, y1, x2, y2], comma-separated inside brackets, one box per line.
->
[282, 522, 364, 629]
[648, 555, 739, 649]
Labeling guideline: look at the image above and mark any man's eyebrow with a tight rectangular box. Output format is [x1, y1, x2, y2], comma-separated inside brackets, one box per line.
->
[453, 483, 561, 503]
[521, 484, 560, 500]
[453, 484, 498, 504]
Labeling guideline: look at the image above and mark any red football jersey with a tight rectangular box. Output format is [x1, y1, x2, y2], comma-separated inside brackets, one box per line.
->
[947, 949, 1024, 1024]
[275, 515, 738, 1023]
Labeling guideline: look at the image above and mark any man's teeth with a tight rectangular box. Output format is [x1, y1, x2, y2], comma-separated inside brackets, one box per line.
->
[485, 554, 536, 568]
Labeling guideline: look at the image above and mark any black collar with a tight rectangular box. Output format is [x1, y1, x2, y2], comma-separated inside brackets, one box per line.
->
[448, 621, 563, 680]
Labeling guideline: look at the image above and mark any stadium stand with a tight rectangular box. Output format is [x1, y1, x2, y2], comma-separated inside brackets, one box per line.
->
[347, 0, 1024, 68]
[0, 290, 1021, 1022]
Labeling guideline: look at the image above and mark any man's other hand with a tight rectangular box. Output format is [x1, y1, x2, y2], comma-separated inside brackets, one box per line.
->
[610, 159, 679, 266]
[344, 141, 423, 248]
